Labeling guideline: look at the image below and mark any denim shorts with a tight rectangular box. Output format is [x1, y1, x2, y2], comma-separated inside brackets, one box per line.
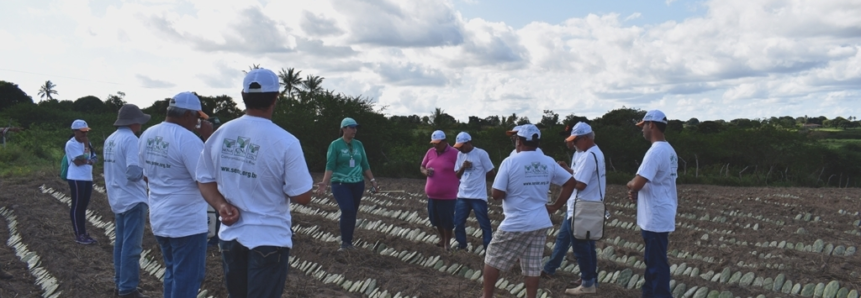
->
[427, 198, 456, 229]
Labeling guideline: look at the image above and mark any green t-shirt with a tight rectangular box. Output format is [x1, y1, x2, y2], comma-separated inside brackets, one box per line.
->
[326, 138, 371, 183]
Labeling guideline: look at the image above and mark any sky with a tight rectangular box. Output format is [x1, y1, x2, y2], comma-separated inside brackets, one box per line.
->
[1, 0, 859, 122]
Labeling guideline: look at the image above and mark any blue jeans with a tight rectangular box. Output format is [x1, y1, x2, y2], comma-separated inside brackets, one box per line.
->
[572, 238, 597, 287]
[453, 198, 492, 249]
[156, 233, 207, 298]
[641, 230, 672, 298]
[543, 216, 574, 275]
[114, 203, 147, 295]
[220, 240, 291, 298]
[332, 181, 364, 247]
[68, 180, 93, 236]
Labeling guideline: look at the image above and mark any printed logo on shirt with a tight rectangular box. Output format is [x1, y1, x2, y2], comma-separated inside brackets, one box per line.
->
[670, 154, 679, 178]
[524, 162, 549, 177]
[104, 140, 116, 163]
[221, 136, 260, 163]
[145, 136, 170, 157]
[340, 148, 356, 156]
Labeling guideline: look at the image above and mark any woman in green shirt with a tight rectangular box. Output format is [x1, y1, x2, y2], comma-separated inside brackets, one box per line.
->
[316, 117, 379, 250]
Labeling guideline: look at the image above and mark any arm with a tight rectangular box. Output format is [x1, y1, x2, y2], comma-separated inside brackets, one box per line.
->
[546, 178, 576, 213]
[557, 160, 573, 174]
[491, 188, 506, 200]
[126, 165, 144, 181]
[290, 190, 313, 205]
[316, 170, 334, 196]
[198, 182, 240, 226]
[626, 175, 648, 202]
[485, 168, 496, 180]
[363, 169, 378, 191]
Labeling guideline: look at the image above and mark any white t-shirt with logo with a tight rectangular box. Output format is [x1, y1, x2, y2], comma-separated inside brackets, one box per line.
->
[103, 127, 147, 214]
[455, 147, 494, 200]
[196, 115, 314, 249]
[65, 138, 93, 181]
[138, 122, 207, 238]
[508, 147, 543, 158]
[567, 145, 606, 219]
[492, 150, 572, 232]
[636, 141, 678, 233]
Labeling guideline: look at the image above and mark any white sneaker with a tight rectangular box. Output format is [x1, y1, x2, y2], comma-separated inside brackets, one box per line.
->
[565, 285, 596, 295]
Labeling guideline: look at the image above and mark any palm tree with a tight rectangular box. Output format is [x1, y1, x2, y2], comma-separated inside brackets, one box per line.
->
[37, 80, 58, 101]
[242, 64, 261, 74]
[301, 75, 324, 94]
[278, 68, 303, 98]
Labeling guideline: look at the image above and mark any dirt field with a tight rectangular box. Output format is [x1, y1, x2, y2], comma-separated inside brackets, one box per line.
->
[0, 172, 859, 297]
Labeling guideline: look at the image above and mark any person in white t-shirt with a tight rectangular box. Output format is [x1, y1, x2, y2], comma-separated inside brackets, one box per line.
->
[547, 122, 606, 295]
[452, 132, 495, 250]
[626, 110, 678, 298]
[139, 92, 214, 298]
[482, 124, 576, 298]
[196, 68, 314, 298]
[65, 119, 98, 245]
[104, 104, 151, 298]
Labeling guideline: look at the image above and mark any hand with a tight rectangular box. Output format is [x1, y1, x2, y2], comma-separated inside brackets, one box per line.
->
[426, 167, 435, 177]
[218, 202, 241, 226]
[315, 182, 328, 196]
[198, 120, 214, 140]
[462, 160, 473, 169]
[556, 160, 569, 169]
[627, 190, 638, 204]
[545, 204, 558, 215]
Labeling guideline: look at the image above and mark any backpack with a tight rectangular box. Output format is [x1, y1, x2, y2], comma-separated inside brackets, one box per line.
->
[59, 154, 69, 181]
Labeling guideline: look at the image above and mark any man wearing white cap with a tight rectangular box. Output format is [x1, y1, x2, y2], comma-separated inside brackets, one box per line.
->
[66, 119, 98, 245]
[627, 110, 678, 298]
[197, 68, 313, 298]
[547, 122, 606, 295]
[420, 130, 459, 250]
[482, 124, 576, 298]
[452, 131, 495, 251]
[506, 125, 543, 157]
[104, 104, 151, 298]
[139, 92, 213, 297]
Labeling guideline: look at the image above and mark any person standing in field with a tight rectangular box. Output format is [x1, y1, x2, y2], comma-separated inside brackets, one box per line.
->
[139, 92, 213, 298]
[197, 68, 314, 298]
[316, 117, 380, 251]
[546, 122, 606, 295]
[420, 130, 459, 250]
[452, 132, 495, 251]
[65, 119, 98, 245]
[103, 104, 151, 298]
[626, 110, 678, 298]
[482, 124, 576, 298]
[540, 125, 585, 282]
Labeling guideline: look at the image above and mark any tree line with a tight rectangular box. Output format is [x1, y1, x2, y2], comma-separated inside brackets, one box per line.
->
[1, 72, 859, 187]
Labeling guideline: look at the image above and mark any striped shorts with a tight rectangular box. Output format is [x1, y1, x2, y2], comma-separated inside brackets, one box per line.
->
[484, 228, 548, 277]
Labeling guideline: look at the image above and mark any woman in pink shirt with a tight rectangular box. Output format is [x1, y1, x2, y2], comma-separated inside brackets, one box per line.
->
[420, 130, 460, 250]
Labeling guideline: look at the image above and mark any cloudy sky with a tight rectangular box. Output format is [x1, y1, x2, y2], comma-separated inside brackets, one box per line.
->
[1, 0, 859, 122]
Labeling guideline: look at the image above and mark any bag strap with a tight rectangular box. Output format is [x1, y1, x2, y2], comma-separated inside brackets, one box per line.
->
[591, 151, 603, 201]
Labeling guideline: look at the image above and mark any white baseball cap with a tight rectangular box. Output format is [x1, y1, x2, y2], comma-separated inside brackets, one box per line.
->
[170, 92, 209, 119]
[505, 125, 520, 136]
[453, 132, 471, 149]
[430, 130, 446, 144]
[71, 119, 90, 131]
[243, 68, 280, 93]
[565, 122, 592, 142]
[637, 110, 668, 126]
[516, 124, 541, 140]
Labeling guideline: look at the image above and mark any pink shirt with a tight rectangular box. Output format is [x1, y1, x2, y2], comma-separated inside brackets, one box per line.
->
[421, 145, 459, 200]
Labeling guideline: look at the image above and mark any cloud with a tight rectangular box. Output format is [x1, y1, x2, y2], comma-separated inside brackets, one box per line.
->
[335, 0, 465, 47]
[300, 11, 344, 36]
[376, 62, 448, 86]
[136, 74, 175, 88]
[198, 63, 241, 89]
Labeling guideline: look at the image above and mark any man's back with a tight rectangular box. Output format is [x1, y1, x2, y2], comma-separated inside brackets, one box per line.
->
[196, 115, 313, 249]
[493, 151, 570, 232]
[103, 128, 146, 213]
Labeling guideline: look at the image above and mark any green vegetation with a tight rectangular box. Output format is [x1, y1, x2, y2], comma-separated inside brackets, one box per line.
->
[1, 73, 859, 187]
